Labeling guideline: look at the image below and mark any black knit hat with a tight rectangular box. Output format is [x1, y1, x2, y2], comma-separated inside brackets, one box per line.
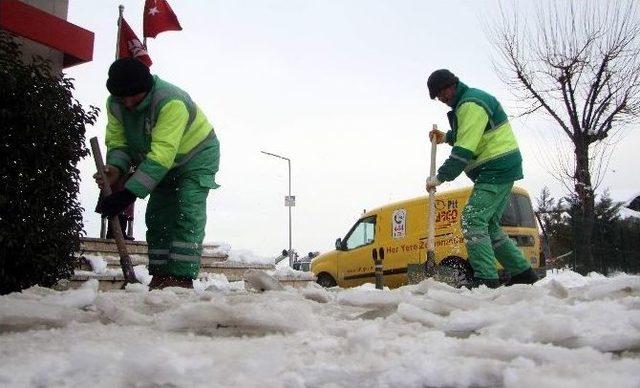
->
[106, 57, 154, 97]
[427, 69, 459, 99]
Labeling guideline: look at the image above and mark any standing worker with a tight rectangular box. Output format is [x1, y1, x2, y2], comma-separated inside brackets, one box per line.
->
[94, 57, 220, 289]
[425, 69, 537, 288]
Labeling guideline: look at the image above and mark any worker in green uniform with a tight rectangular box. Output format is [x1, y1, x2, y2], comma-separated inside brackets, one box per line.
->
[426, 69, 538, 288]
[95, 57, 220, 289]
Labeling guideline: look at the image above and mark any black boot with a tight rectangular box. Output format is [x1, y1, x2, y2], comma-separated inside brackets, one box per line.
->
[149, 275, 194, 289]
[469, 277, 501, 289]
[507, 268, 538, 286]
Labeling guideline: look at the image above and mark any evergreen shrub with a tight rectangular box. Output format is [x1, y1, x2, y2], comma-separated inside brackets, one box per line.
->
[0, 33, 98, 294]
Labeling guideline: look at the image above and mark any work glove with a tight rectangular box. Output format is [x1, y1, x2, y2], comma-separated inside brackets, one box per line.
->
[99, 189, 137, 218]
[429, 129, 446, 144]
[425, 176, 441, 192]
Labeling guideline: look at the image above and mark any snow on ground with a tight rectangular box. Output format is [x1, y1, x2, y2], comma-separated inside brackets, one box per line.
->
[203, 243, 276, 265]
[271, 265, 316, 281]
[1, 269, 639, 387]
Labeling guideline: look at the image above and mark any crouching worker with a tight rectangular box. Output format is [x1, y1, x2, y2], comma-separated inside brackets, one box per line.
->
[94, 57, 220, 289]
[425, 69, 537, 288]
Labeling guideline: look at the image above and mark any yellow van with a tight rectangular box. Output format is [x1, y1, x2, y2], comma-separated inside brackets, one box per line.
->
[311, 186, 541, 288]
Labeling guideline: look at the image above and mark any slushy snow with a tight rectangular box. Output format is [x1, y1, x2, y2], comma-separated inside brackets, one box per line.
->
[0, 269, 639, 387]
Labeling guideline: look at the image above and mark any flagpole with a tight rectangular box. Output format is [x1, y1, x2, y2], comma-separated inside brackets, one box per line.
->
[115, 4, 124, 60]
[141, 0, 147, 48]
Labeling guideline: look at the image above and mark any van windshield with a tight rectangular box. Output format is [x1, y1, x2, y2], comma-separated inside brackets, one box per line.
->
[345, 216, 376, 250]
[501, 193, 536, 228]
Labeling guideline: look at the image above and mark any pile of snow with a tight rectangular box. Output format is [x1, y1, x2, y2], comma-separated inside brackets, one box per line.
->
[204, 242, 274, 265]
[225, 248, 274, 265]
[201, 241, 231, 256]
[84, 255, 108, 274]
[1, 269, 639, 387]
[271, 265, 316, 280]
[209, 243, 300, 267]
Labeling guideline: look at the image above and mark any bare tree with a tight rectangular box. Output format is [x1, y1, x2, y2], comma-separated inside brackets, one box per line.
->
[488, 0, 640, 273]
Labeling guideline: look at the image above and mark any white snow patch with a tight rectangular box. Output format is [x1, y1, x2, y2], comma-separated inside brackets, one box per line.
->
[95, 295, 154, 326]
[195, 273, 232, 293]
[133, 265, 152, 285]
[538, 268, 591, 288]
[271, 265, 316, 280]
[202, 241, 231, 256]
[336, 288, 400, 308]
[300, 282, 333, 303]
[226, 249, 273, 265]
[84, 255, 107, 274]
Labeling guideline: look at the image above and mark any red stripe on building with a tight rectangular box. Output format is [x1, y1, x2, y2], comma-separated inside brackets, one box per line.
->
[0, 0, 94, 68]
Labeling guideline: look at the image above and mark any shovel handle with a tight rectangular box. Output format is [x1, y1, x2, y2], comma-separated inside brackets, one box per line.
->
[427, 125, 438, 255]
[90, 137, 137, 284]
[430, 130, 438, 178]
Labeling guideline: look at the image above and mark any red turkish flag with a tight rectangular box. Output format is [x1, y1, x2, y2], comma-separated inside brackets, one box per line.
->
[143, 0, 182, 38]
[118, 18, 153, 67]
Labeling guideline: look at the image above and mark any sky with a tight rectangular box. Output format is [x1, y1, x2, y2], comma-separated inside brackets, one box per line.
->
[65, 0, 640, 258]
[1, 269, 639, 387]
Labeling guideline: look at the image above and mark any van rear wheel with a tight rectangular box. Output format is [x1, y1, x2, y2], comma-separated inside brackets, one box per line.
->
[317, 273, 337, 288]
[439, 258, 474, 288]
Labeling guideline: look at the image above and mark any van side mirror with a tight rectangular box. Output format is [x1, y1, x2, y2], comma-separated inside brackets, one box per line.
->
[335, 238, 343, 250]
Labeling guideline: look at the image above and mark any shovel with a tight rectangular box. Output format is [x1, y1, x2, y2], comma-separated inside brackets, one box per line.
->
[406, 124, 439, 284]
[424, 125, 438, 277]
[424, 127, 463, 286]
[90, 137, 137, 285]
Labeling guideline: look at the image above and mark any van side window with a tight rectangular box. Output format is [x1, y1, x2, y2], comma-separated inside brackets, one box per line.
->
[515, 194, 536, 228]
[501, 195, 518, 226]
[345, 216, 376, 250]
[501, 193, 536, 228]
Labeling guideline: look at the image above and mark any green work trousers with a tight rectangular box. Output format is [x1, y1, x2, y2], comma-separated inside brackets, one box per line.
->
[146, 137, 220, 279]
[461, 182, 531, 280]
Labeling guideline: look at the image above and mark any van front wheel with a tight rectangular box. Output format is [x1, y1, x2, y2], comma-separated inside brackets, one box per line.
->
[317, 273, 337, 288]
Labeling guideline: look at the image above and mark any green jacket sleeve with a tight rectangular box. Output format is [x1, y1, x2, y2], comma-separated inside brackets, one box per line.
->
[445, 130, 455, 146]
[125, 100, 189, 198]
[436, 102, 488, 182]
[104, 100, 132, 175]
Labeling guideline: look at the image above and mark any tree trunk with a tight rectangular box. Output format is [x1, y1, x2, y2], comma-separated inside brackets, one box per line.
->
[573, 137, 595, 274]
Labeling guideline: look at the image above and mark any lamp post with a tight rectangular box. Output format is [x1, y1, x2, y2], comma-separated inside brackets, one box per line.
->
[260, 151, 294, 266]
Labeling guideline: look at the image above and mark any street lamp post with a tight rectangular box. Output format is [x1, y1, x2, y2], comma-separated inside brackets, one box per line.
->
[261, 151, 295, 266]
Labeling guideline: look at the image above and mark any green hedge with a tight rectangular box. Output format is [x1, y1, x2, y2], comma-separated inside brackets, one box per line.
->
[0, 33, 98, 294]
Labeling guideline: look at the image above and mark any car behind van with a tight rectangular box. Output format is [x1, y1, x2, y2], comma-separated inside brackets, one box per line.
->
[311, 186, 541, 288]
